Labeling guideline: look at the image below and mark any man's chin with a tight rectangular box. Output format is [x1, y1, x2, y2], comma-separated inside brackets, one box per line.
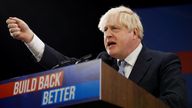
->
[107, 51, 118, 59]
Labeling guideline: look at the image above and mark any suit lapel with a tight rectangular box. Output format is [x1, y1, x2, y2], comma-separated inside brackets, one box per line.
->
[129, 47, 152, 84]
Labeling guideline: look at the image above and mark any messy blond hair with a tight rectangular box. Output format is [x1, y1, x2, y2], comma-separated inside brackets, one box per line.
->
[98, 6, 144, 39]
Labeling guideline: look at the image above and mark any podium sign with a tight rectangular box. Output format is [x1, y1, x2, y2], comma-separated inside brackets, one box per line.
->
[0, 59, 169, 108]
[0, 60, 102, 108]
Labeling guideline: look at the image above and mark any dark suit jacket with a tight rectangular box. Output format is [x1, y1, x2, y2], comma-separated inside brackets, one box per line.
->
[38, 44, 187, 108]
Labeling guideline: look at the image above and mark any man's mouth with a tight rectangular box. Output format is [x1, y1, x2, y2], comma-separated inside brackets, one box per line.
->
[107, 41, 116, 47]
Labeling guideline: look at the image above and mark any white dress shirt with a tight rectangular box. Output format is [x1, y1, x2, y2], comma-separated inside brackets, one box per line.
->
[122, 43, 143, 78]
[24, 34, 45, 62]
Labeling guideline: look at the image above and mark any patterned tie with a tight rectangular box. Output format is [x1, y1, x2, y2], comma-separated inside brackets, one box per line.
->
[118, 60, 127, 76]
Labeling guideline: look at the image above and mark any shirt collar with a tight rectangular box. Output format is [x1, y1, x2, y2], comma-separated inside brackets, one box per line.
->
[124, 43, 143, 66]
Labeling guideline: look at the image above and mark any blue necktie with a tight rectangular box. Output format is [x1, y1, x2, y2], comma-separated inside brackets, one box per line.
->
[118, 60, 127, 76]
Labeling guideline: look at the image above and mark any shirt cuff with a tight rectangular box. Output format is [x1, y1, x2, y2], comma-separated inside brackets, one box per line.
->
[24, 34, 45, 62]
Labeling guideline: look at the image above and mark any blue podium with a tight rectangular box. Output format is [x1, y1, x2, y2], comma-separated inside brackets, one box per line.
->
[0, 59, 169, 108]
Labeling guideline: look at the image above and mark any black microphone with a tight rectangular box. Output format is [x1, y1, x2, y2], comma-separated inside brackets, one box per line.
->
[75, 54, 92, 64]
[51, 59, 76, 69]
[97, 51, 113, 64]
[97, 51, 119, 71]
[52, 54, 92, 69]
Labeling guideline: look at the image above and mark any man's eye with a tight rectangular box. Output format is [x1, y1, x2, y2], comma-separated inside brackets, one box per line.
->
[112, 26, 120, 30]
[104, 28, 108, 32]
[112, 27, 120, 31]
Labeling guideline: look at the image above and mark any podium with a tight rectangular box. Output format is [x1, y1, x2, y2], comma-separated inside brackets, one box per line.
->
[0, 59, 169, 108]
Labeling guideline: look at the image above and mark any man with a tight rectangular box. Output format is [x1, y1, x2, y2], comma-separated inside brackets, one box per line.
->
[6, 6, 187, 108]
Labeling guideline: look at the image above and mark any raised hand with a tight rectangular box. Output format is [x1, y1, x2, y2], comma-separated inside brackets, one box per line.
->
[6, 17, 34, 43]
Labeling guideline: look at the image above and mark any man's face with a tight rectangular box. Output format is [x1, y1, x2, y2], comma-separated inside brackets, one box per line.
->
[103, 17, 137, 60]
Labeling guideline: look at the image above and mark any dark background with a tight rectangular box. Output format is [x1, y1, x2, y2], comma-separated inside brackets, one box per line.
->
[0, 0, 192, 107]
[0, 0, 191, 80]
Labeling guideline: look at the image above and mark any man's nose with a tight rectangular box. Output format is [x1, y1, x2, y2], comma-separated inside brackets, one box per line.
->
[104, 29, 113, 38]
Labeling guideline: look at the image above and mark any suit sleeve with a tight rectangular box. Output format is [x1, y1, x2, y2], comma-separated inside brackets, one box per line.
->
[38, 44, 77, 69]
[159, 53, 188, 108]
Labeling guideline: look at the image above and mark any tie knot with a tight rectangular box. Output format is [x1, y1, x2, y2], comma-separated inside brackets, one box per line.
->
[118, 60, 127, 67]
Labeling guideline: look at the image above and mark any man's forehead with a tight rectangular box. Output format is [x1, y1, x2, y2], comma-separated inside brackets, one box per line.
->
[104, 19, 121, 28]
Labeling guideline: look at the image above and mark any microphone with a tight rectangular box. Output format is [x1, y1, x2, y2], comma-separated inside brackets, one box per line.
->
[52, 54, 92, 69]
[97, 51, 113, 64]
[75, 54, 92, 64]
[97, 51, 119, 71]
[51, 59, 75, 69]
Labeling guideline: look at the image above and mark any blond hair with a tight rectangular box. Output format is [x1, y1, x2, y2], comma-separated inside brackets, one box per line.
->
[98, 6, 144, 39]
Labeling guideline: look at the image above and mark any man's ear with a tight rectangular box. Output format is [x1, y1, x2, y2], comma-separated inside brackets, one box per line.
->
[133, 28, 139, 39]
